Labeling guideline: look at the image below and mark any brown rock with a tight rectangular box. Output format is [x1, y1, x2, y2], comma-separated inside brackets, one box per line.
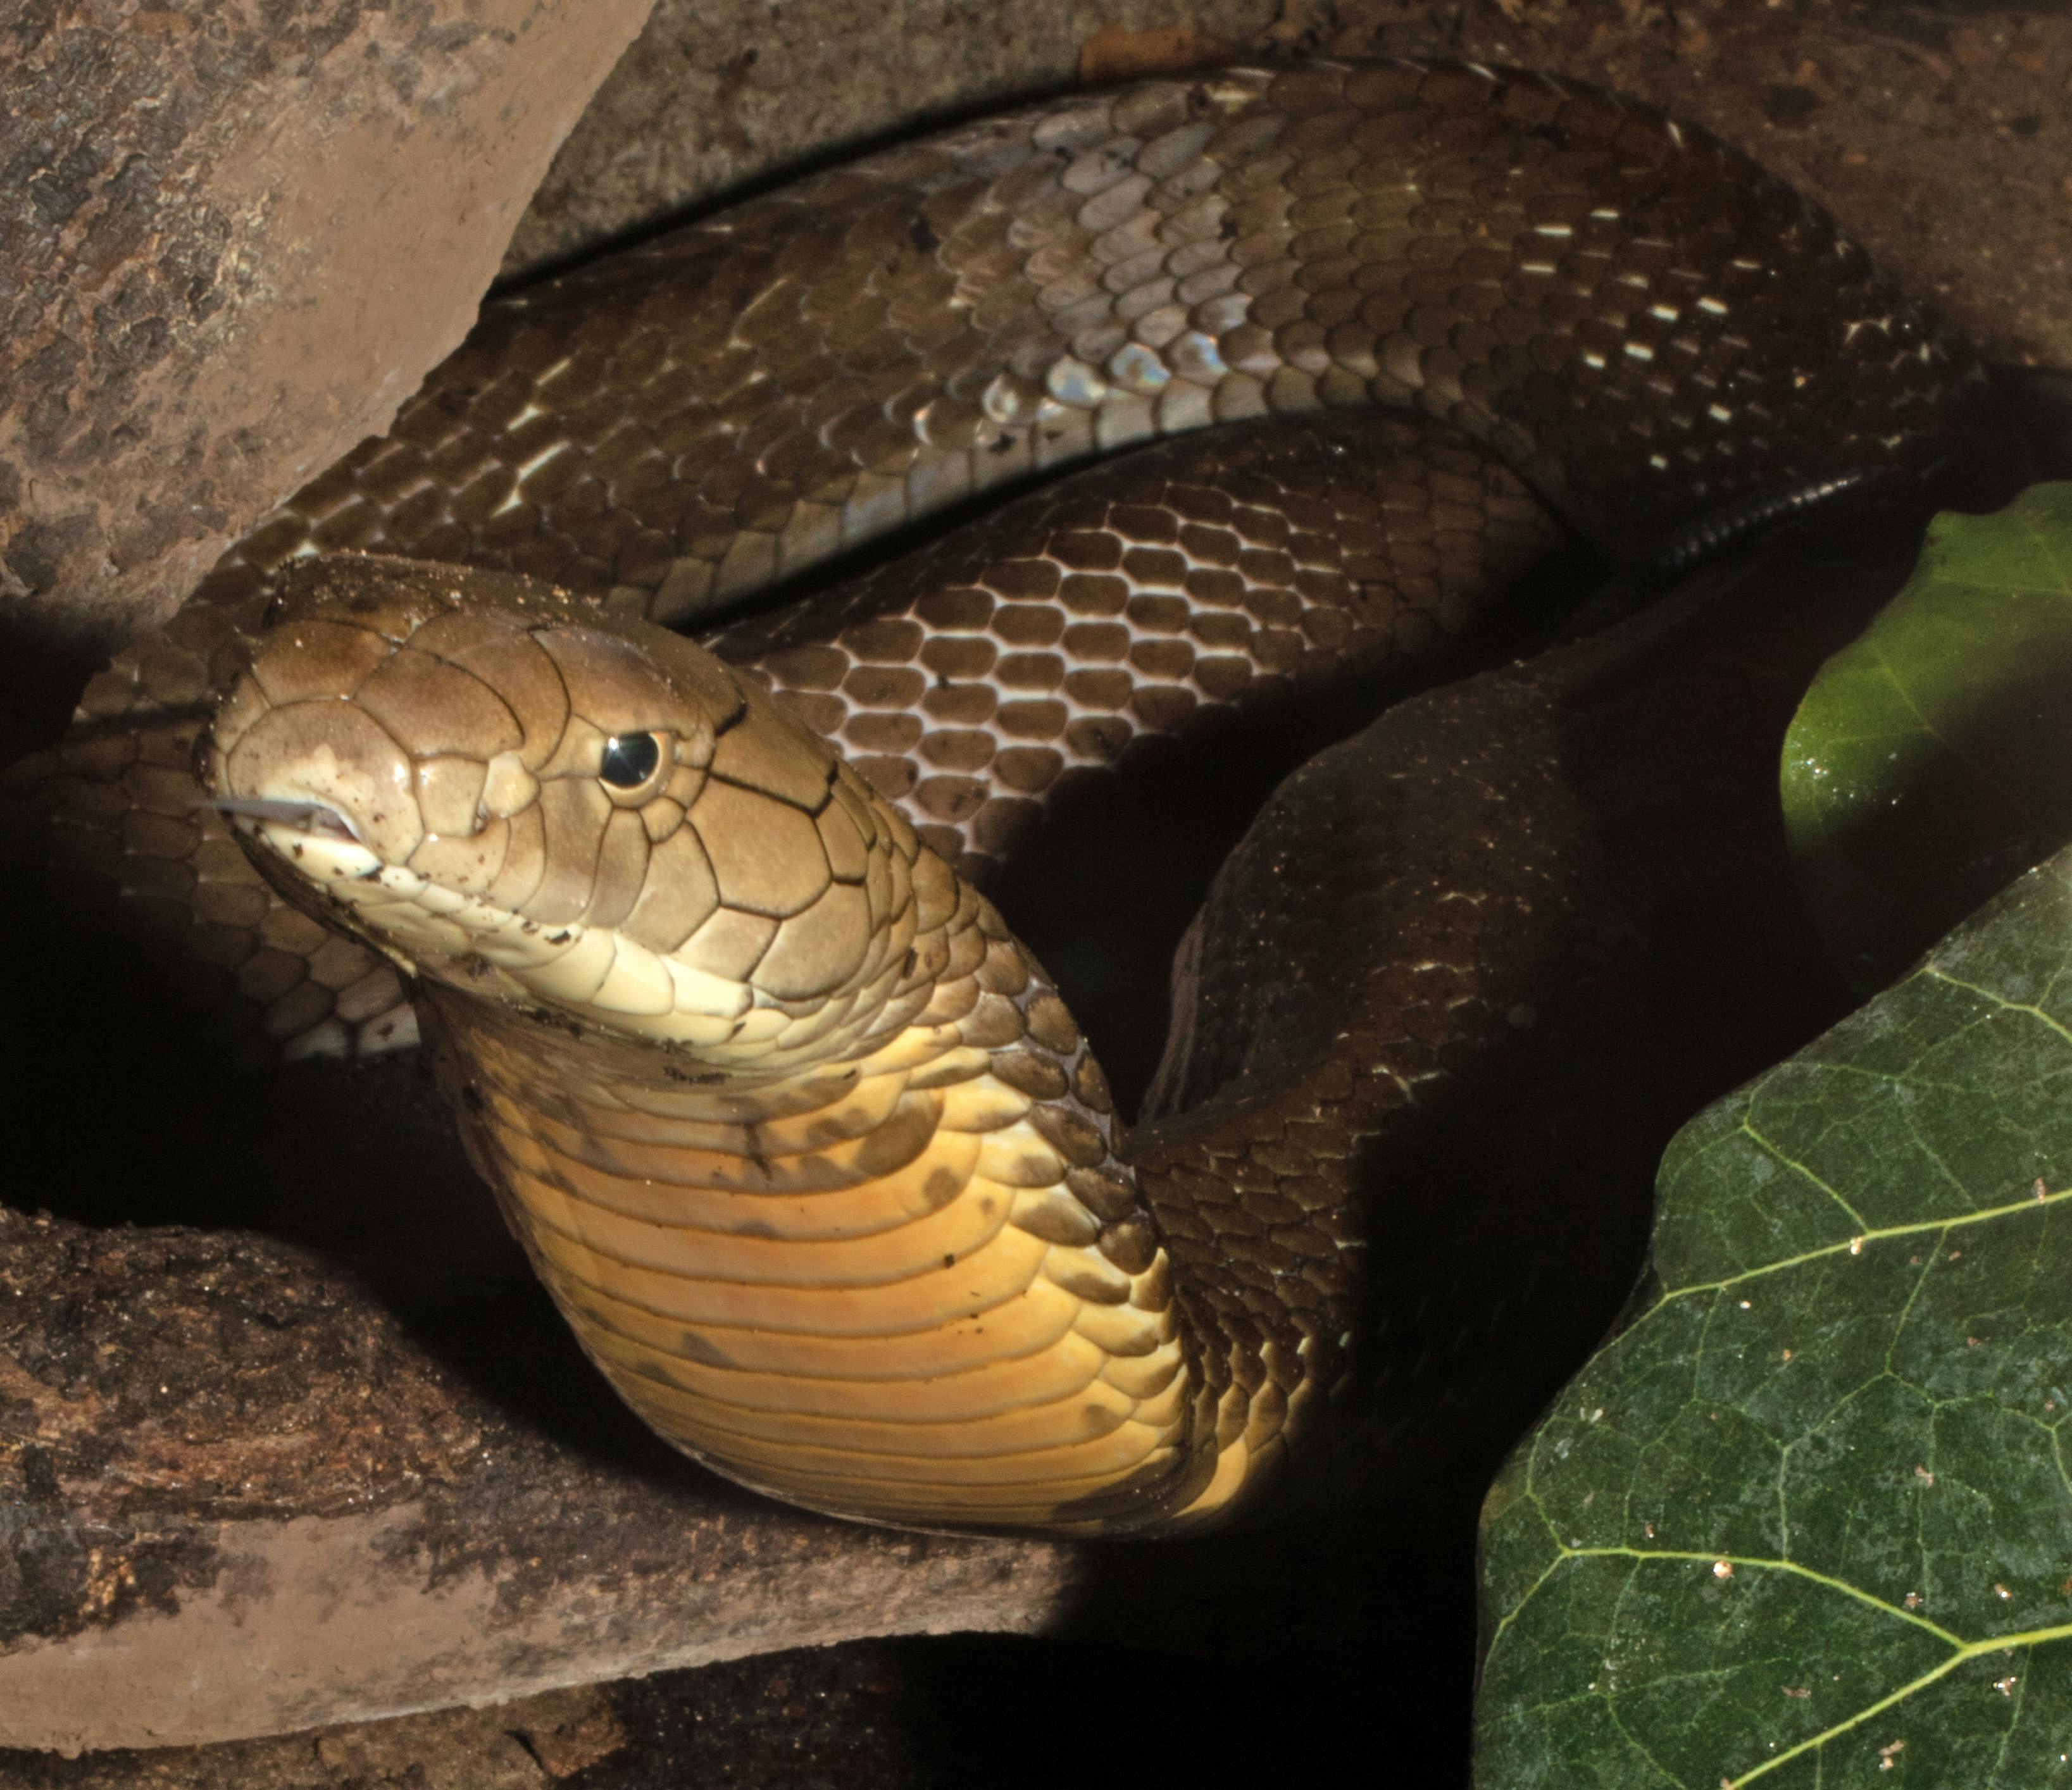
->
[0, 1209, 1081, 1755]
[0, 0, 654, 689]
[1077, 24, 1237, 83]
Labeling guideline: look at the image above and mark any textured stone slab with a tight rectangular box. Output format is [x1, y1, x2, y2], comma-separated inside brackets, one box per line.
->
[0, 1207, 1081, 1755]
[0, 0, 653, 707]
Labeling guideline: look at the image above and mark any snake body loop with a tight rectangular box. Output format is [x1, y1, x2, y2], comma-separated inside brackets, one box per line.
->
[194, 56, 1992, 626]
[21, 60, 2018, 1533]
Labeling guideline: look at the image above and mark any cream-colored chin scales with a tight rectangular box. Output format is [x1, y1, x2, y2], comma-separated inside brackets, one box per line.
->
[218, 809, 766, 1047]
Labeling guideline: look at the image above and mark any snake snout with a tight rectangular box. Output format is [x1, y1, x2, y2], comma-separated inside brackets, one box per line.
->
[206, 690, 425, 873]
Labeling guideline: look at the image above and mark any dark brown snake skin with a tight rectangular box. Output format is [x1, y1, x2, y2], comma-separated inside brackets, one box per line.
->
[6, 60, 2016, 1534]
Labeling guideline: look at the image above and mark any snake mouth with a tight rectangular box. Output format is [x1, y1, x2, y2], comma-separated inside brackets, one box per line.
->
[209, 795, 368, 845]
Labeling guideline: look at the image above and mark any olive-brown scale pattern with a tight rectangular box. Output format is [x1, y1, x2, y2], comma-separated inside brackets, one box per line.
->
[1122, 616, 1687, 1491]
[711, 413, 1559, 879]
[22, 587, 420, 1062]
[191, 58, 1979, 628]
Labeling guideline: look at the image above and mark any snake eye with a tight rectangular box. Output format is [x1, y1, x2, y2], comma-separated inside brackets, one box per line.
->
[599, 731, 665, 790]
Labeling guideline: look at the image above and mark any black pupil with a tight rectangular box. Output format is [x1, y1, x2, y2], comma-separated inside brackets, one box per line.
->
[599, 733, 661, 788]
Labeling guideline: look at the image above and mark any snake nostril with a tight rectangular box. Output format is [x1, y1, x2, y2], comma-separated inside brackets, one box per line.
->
[415, 754, 489, 836]
[481, 749, 540, 819]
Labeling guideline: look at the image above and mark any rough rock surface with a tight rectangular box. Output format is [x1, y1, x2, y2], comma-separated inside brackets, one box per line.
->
[0, 1208, 1082, 1755]
[0, 0, 652, 728]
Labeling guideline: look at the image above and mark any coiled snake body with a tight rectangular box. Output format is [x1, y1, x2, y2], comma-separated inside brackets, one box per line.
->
[18, 61, 2013, 1534]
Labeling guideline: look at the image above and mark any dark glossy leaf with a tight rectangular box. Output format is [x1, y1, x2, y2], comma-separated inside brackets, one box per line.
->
[1782, 483, 2072, 991]
[1475, 848, 2072, 1789]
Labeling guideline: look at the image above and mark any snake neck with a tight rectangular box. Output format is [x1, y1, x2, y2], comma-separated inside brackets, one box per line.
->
[189, 560, 1323, 1533]
[419, 883, 1291, 1535]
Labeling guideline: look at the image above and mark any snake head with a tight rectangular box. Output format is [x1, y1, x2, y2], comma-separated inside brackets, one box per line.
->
[201, 556, 937, 1060]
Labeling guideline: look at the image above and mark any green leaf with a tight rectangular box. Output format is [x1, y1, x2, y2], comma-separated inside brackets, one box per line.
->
[1782, 483, 2072, 992]
[1475, 849, 2072, 1789]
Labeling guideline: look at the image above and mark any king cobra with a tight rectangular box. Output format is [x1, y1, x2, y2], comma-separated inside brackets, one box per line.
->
[11, 61, 2018, 1536]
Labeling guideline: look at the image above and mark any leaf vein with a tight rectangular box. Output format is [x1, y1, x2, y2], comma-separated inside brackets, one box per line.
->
[1657, 1187, 2072, 1304]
